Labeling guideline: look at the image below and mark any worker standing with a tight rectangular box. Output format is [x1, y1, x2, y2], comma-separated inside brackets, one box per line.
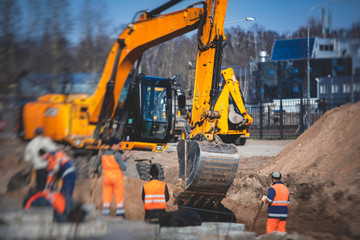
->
[262, 172, 290, 234]
[142, 164, 169, 221]
[39, 148, 76, 199]
[24, 127, 57, 191]
[93, 137, 127, 217]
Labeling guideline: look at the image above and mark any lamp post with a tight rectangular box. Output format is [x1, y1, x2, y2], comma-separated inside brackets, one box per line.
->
[306, 0, 342, 129]
[225, 17, 255, 25]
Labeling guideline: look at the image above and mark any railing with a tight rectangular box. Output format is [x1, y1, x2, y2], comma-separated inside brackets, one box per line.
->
[247, 97, 358, 140]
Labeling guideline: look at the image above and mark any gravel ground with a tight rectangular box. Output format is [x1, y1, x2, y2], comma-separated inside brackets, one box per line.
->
[165, 139, 293, 158]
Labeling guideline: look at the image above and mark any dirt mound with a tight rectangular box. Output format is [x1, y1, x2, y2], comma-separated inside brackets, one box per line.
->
[225, 102, 360, 239]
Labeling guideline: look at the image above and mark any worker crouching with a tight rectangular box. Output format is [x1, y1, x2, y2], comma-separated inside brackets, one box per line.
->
[39, 148, 76, 199]
[26, 149, 87, 222]
[142, 164, 169, 222]
[94, 137, 127, 217]
[25, 190, 87, 222]
[262, 171, 290, 234]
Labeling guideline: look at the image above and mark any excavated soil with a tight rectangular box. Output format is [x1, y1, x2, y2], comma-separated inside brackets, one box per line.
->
[224, 102, 360, 240]
[0, 101, 359, 239]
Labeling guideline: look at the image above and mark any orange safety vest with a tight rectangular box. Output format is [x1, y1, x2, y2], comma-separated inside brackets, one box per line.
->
[143, 180, 167, 211]
[47, 151, 71, 172]
[269, 183, 290, 207]
[265, 182, 290, 219]
[25, 190, 66, 214]
[46, 150, 72, 186]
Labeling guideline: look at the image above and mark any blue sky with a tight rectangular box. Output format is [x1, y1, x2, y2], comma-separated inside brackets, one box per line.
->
[97, 0, 360, 35]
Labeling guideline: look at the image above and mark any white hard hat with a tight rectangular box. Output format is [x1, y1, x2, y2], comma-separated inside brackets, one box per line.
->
[272, 172, 281, 180]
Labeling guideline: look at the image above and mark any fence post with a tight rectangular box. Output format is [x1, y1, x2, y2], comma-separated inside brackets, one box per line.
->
[300, 93, 304, 134]
[260, 101, 263, 139]
[280, 98, 283, 139]
[267, 106, 270, 130]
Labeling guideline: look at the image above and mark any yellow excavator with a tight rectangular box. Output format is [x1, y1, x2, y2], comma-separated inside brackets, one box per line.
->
[21, 0, 252, 214]
[175, 0, 252, 218]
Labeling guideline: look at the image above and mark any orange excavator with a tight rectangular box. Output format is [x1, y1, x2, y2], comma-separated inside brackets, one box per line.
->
[21, 0, 252, 213]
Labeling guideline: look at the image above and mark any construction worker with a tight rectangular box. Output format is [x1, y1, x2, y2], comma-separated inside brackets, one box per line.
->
[25, 190, 87, 222]
[24, 127, 57, 191]
[93, 137, 127, 217]
[262, 171, 290, 234]
[39, 148, 76, 199]
[142, 164, 169, 221]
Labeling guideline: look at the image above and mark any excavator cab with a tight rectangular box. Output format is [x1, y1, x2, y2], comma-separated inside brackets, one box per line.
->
[138, 76, 172, 142]
[113, 74, 175, 145]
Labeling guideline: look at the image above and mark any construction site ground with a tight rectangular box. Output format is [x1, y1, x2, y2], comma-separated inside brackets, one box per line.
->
[0, 102, 359, 239]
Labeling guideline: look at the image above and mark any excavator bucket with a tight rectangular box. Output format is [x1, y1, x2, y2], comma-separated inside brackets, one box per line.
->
[176, 139, 239, 208]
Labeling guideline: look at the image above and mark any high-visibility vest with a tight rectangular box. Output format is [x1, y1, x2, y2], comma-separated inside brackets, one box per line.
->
[143, 180, 166, 211]
[25, 190, 66, 214]
[46, 151, 73, 185]
[47, 151, 71, 172]
[265, 182, 290, 219]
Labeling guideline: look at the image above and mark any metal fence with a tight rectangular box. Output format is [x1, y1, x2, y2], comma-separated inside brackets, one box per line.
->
[247, 97, 358, 140]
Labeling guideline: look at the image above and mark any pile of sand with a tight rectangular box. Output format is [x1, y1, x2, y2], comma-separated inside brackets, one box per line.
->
[225, 102, 360, 239]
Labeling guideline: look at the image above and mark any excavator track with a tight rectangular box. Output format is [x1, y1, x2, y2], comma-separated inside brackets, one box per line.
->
[176, 139, 239, 208]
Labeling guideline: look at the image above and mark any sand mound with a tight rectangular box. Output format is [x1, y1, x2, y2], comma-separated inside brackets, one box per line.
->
[225, 102, 360, 239]
[260, 102, 360, 183]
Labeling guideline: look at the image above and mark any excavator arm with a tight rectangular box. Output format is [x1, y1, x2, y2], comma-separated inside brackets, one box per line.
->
[190, 0, 227, 141]
[175, 0, 247, 217]
[89, 3, 204, 142]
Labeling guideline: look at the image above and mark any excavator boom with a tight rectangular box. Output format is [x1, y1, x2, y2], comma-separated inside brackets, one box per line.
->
[89, 5, 203, 142]
[176, 0, 245, 216]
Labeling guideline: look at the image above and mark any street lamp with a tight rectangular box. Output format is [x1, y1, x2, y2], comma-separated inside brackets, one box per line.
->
[306, 0, 342, 129]
[225, 17, 255, 25]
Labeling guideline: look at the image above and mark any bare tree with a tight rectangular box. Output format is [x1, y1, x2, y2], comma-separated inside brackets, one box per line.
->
[223, 25, 282, 66]
[292, 17, 322, 38]
[0, 0, 21, 94]
[42, 0, 72, 90]
[142, 35, 197, 91]
[76, 0, 114, 88]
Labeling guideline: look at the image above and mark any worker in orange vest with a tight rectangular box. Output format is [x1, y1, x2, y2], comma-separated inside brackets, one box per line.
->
[142, 164, 169, 221]
[262, 172, 290, 234]
[93, 137, 127, 217]
[39, 148, 76, 199]
[25, 190, 87, 222]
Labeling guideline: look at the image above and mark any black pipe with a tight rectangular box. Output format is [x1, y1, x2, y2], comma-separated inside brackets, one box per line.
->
[93, 39, 126, 143]
[210, 35, 223, 110]
[147, 0, 182, 18]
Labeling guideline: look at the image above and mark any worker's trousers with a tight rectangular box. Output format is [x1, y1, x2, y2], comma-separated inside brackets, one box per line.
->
[266, 218, 286, 233]
[35, 168, 47, 191]
[102, 170, 125, 217]
[61, 171, 76, 199]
